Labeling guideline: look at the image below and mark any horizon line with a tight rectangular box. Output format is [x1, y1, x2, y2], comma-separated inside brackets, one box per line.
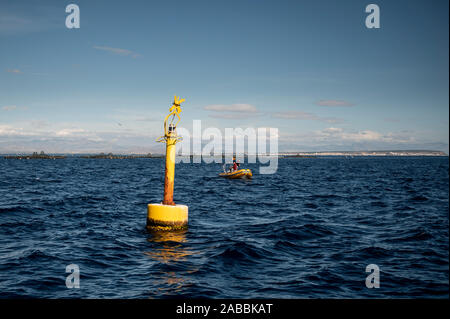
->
[0, 150, 447, 156]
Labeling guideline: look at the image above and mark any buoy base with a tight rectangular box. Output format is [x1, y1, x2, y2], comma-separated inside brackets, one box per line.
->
[147, 203, 188, 231]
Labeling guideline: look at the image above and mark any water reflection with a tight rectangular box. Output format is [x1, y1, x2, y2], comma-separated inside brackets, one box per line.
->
[145, 229, 192, 263]
[145, 229, 198, 296]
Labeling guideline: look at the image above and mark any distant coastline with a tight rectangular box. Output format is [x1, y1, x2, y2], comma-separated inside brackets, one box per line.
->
[2, 152, 164, 159]
[278, 150, 448, 157]
[3, 152, 66, 160]
[1, 150, 447, 159]
[79, 153, 162, 159]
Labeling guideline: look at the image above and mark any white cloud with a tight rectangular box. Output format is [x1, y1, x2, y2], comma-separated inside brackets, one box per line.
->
[208, 113, 255, 119]
[272, 111, 343, 123]
[55, 128, 87, 137]
[384, 117, 400, 123]
[0, 124, 38, 136]
[2, 105, 29, 111]
[276, 127, 425, 152]
[204, 104, 258, 113]
[0, 121, 447, 154]
[29, 120, 49, 129]
[0, 7, 61, 36]
[315, 100, 354, 107]
[321, 128, 383, 141]
[2, 105, 17, 111]
[0, 14, 31, 33]
[0, 121, 163, 154]
[136, 117, 159, 122]
[93, 46, 141, 58]
[204, 103, 260, 119]
[5, 69, 21, 74]
[309, 127, 398, 143]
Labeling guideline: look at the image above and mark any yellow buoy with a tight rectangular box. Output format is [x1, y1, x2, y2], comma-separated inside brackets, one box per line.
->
[147, 203, 188, 231]
[147, 96, 188, 231]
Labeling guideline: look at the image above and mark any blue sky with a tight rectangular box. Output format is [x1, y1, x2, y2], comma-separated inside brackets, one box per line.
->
[0, 0, 448, 153]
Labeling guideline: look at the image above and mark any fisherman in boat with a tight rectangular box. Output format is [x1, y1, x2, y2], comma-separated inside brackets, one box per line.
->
[219, 157, 251, 179]
[232, 158, 240, 171]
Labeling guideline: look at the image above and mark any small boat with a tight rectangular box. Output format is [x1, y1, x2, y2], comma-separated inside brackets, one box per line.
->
[219, 169, 252, 179]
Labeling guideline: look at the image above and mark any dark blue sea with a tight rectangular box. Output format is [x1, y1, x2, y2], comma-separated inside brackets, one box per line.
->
[0, 156, 448, 298]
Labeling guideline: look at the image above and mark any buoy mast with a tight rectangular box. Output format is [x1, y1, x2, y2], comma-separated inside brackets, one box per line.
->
[147, 96, 188, 231]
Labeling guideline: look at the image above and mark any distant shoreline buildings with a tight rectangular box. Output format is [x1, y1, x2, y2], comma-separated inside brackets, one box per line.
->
[277, 150, 448, 157]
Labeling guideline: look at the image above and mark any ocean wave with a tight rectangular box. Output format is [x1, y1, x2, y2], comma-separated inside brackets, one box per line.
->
[0, 156, 448, 298]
